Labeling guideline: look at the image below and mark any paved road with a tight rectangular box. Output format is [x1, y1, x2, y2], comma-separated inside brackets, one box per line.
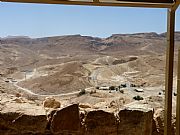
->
[13, 82, 79, 97]
[3, 70, 80, 97]
[14, 83, 38, 96]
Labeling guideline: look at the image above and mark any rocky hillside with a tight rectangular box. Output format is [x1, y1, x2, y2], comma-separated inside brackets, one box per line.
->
[0, 32, 179, 134]
[0, 32, 179, 94]
[1, 32, 180, 54]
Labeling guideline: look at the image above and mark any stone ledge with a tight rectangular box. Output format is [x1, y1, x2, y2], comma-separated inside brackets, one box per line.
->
[0, 103, 154, 135]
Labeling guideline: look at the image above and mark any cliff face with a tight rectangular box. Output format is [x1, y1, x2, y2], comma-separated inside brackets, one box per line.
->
[0, 104, 153, 135]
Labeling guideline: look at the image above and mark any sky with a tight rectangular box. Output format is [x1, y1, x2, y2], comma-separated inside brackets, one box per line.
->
[0, 2, 180, 38]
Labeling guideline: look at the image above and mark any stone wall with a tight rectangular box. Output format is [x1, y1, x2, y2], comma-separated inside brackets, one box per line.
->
[0, 104, 153, 135]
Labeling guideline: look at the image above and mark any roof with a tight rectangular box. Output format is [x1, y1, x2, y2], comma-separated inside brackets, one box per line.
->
[0, 0, 178, 8]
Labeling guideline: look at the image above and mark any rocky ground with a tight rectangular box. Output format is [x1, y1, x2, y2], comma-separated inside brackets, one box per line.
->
[0, 32, 180, 134]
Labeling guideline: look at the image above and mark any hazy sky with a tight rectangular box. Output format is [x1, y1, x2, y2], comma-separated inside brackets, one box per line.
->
[0, 2, 179, 38]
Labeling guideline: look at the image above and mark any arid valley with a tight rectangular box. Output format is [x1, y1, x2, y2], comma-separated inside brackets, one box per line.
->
[0, 32, 180, 134]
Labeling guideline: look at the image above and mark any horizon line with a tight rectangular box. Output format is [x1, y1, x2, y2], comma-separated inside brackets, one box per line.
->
[1, 31, 180, 39]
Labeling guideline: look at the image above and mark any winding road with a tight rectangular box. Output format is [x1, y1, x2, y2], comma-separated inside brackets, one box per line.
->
[4, 68, 80, 97]
[13, 81, 80, 97]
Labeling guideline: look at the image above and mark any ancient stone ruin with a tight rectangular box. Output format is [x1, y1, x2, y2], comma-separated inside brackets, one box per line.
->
[0, 104, 155, 135]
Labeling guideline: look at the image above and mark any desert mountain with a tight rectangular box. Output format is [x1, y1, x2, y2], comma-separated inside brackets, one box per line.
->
[0, 32, 179, 94]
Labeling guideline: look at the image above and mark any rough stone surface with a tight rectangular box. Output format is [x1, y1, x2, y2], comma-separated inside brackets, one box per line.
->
[0, 112, 48, 134]
[43, 97, 61, 109]
[79, 103, 92, 109]
[118, 108, 153, 135]
[0, 103, 155, 135]
[50, 104, 81, 134]
[84, 110, 117, 135]
[152, 109, 175, 135]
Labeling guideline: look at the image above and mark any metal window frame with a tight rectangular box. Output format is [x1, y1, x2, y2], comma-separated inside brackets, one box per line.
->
[0, 0, 176, 8]
[177, 46, 180, 135]
[0, 0, 179, 135]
